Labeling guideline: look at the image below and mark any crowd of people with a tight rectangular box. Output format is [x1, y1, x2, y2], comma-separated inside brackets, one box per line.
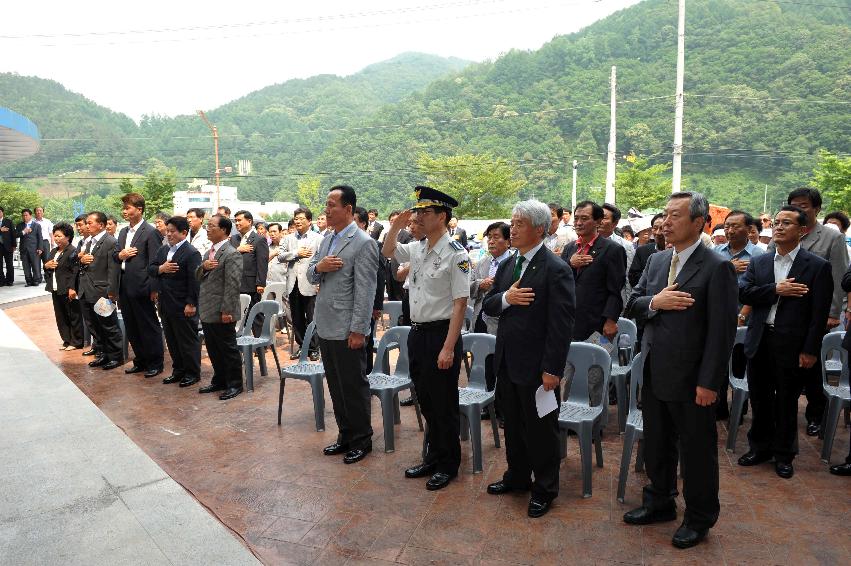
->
[1, 182, 849, 550]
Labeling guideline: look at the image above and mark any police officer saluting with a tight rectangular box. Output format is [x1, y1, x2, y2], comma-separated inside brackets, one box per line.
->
[382, 186, 470, 490]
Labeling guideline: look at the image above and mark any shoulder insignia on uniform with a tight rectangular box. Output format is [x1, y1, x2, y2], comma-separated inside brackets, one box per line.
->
[457, 259, 470, 274]
[449, 240, 465, 251]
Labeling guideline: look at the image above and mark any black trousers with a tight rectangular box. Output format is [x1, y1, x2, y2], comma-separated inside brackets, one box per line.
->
[0, 247, 13, 284]
[20, 246, 41, 285]
[747, 329, 805, 463]
[81, 299, 123, 363]
[201, 321, 243, 389]
[408, 323, 462, 475]
[320, 337, 373, 450]
[162, 310, 201, 380]
[401, 290, 411, 326]
[119, 289, 164, 370]
[802, 327, 828, 424]
[497, 372, 561, 502]
[289, 285, 316, 350]
[642, 353, 720, 532]
[244, 290, 264, 338]
[51, 292, 83, 348]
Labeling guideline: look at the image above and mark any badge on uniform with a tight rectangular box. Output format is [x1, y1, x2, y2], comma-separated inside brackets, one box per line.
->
[457, 259, 470, 274]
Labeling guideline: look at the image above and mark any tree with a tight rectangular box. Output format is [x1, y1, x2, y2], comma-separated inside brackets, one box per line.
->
[0, 183, 41, 224]
[416, 152, 525, 218]
[295, 176, 325, 216]
[812, 150, 851, 213]
[615, 153, 672, 211]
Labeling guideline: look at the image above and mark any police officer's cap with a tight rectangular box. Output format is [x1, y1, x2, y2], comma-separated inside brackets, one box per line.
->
[410, 186, 458, 211]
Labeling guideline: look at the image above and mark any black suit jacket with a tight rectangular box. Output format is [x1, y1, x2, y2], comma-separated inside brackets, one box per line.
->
[561, 235, 627, 340]
[114, 222, 163, 298]
[740, 248, 833, 363]
[0, 218, 15, 250]
[629, 243, 660, 288]
[77, 232, 119, 302]
[449, 227, 468, 249]
[44, 246, 79, 294]
[148, 241, 202, 315]
[627, 243, 738, 402]
[235, 231, 269, 293]
[483, 247, 575, 386]
[844, 265, 851, 353]
[369, 221, 384, 241]
[15, 221, 42, 252]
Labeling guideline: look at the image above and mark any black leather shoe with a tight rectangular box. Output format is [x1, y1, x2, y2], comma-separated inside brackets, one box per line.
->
[426, 472, 454, 491]
[219, 387, 243, 400]
[623, 506, 677, 525]
[399, 397, 415, 407]
[124, 365, 145, 374]
[162, 375, 182, 384]
[343, 446, 372, 464]
[527, 498, 552, 518]
[323, 442, 350, 456]
[480, 409, 491, 420]
[308, 350, 320, 361]
[487, 480, 530, 495]
[737, 451, 773, 467]
[405, 462, 437, 478]
[88, 356, 107, 367]
[82, 349, 100, 356]
[199, 383, 226, 394]
[671, 524, 708, 549]
[775, 461, 794, 479]
[829, 462, 851, 476]
[101, 360, 121, 370]
[144, 367, 163, 378]
[179, 376, 200, 387]
[806, 422, 822, 437]
[290, 349, 301, 360]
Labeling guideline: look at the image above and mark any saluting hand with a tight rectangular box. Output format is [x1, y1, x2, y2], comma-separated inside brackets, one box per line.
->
[158, 261, 179, 274]
[505, 279, 535, 306]
[650, 283, 694, 311]
[316, 255, 343, 273]
[202, 259, 218, 271]
[775, 278, 808, 297]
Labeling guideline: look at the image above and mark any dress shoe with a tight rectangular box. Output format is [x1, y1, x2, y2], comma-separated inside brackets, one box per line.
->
[162, 375, 182, 384]
[144, 367, 163, 378]
[179, 376, 200, 387]
[199, 383, 226, 394]
[623, 506, 677, 525]
[290, 349, 301, 360]
[343, 446, 372, 464]
[806, 421, 822, 437]
[527, 498, 552, 518]
[323, 442, 350, 456]
[82, 349, 100, 356]
[487, 480, 530, 495]
[405, 462, 437, 478]
[399, 397, 415, 407]
[102, 360, 121, 370]
[88, 356, 107, 367]
[737, 450, 773, 467]
[829, 462, 851, 476]
[65, 345, 81, 351]
[671, 524, 708, 549]
[775, 461, 794, 479]
[308, 350, 320, 361]
[426, 472, 455, 491]
[124, 365, 144, 374]
[219, 387, 243, 400]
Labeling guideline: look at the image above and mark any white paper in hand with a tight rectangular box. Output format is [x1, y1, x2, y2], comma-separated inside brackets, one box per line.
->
[535, 384, 559, 418]
[93, 297, 116, 317]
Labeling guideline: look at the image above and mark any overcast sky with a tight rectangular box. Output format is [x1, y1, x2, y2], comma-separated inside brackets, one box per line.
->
[2, 0, 642, 121]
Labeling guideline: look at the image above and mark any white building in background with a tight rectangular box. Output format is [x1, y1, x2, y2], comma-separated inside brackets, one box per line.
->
[172, 179, 299, 219]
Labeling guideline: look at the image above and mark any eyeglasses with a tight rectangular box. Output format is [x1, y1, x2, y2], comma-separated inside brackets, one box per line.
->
[771, 220, 799, 228]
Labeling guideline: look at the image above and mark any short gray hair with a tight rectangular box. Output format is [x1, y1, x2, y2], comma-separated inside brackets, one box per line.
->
[669, 191, 709, 221]
[511, 199, 551, 235]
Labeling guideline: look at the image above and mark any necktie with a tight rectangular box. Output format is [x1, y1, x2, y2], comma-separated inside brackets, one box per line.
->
[512, 255, 526, 283]
[667, 253, 679, 286]
[328, 233, 337, 255]
[208, 247, 216, 261]
[84, 239, 93, 254]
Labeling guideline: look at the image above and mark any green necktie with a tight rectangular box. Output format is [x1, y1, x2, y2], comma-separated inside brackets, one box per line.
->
[512, 255, 526, 283]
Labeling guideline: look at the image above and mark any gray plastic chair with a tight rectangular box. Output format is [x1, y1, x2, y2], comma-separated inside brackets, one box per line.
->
[278, 321, 326, 431]
[726, 327, 749, 453]
[458, 333, 500, 474]
[463, 305, 475, 332]
[559, 342, 612, 498]
[612, 317, 638, 433]
[820, 331, 850, 463]
[368, 326, 423, 453]
[617, 352, 645, 503]
[382, 301, 404, 328]
[236, 300, 282, 391]
[198, 293, 251, 344]
[263, 283, 294, 353]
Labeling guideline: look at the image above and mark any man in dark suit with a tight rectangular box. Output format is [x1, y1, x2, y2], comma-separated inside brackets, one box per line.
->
[78, 211, 123, 370]
[482, 200, 574, 518]
[149, 216, 203, 388]
[830, 264, 851, 476]
[232, 210, 269, 337]
[623, 192, 737, 549]
[44, 222, 84, 350]
[629, 213, 665, 288]
[561, 200, 625, 342]
[738, 206, 833, 478]
[367, 209, 384, 241]
[16, 208, 43, 286]
[0, 206, 16, 286]
[447, 217, 468, 249]
[114, 193, 165, 378]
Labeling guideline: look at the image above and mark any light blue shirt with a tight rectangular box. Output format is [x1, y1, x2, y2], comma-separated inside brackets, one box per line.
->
[714, 241, 764, 282]
[328, 221, 357, 255]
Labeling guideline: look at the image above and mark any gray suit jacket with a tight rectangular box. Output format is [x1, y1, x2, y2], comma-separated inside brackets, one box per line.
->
[196, 242, 243, 324]
[788, 223, 849, 319]
[469, 254, 500, 335]
[307, 224, 378, 341]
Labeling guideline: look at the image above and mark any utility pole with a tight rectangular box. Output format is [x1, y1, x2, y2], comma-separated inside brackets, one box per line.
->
[571, 160, 578, 213]
[671, 0, 686, 192]
[197, 110, 221, 210]
[763, 184, 768, 214]
[605, 65, 617, 204]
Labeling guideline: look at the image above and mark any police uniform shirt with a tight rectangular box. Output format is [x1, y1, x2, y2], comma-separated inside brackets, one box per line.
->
[394, 232, 470, 323]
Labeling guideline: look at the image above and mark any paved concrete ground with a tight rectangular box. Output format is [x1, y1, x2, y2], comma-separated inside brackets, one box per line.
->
[0, 307, 260, 566]
[0, 265, 49, 309]
[4, 300, 851, 565]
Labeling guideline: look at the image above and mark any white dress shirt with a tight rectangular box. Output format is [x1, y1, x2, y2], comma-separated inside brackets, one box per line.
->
[122, 219, 145, 271]
[166, 238, 187, 261]
[500, 241, 544, 311]
[766, 244, 800, 325]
